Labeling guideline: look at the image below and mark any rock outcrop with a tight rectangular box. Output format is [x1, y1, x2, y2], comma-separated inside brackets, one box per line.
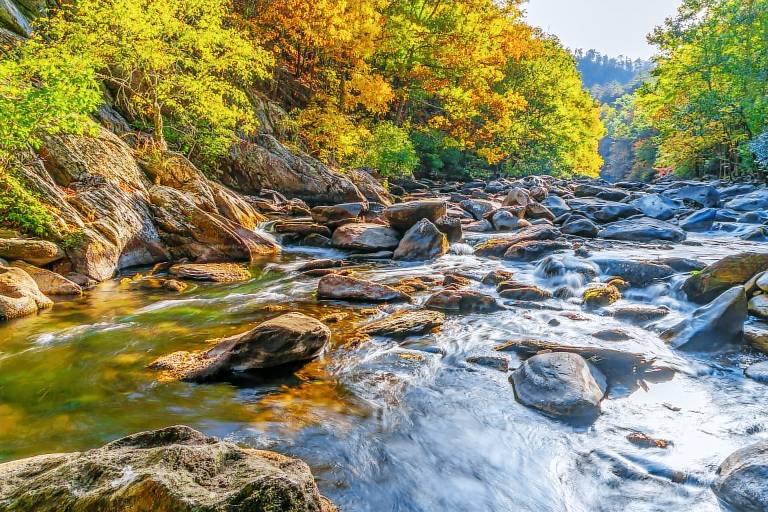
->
[0, 265, 53, 319]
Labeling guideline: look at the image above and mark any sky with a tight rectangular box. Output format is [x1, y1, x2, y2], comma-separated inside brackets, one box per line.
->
[523, 0, 683, 59]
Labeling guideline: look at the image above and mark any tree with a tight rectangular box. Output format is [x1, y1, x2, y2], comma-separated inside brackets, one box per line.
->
[356, 122, 418, 178]
[41, 0, 274, 160]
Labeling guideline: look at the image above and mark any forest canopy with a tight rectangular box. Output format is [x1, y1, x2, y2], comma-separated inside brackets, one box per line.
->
[0, 0, 604, 180]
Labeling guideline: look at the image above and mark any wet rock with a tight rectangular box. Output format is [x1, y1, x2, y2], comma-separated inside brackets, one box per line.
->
[662, 183, 720, 208]
[525, 202, 556, 222]
[662, 286, 747, 351]
[745, 323, 768, 354]
[583, 283, 621, 307]
[713, 439, 768, 511]
[443, 274, 472, 288]
[682, 252, 768, 303]
[481, 269, 515, 286]
[311, 202, 366, 227]
[536, 255, 598, 279]
[0, 425, 334, 512]
[498, 286, 552, 301]
[224, 135, 365, 205]
[611, 306, 670, 325]
[9, 261, 82, 296]
[748, 294, 768, 319]
[393, 219, 448, 261]
[151, 313, 331, 381]
[503, 240, 571, 261]
[466, 355, 509, 372]
[136, 277, 188, 292]
[679, 208, 717, 232]
[348, 250, 394, 261]
[0, 265, 54, 320]
[297, 259, 346, 272]
[464, 219, 494, 233]
[561, 217, 599, 237]
[745, 361, 768, 383]
[169, 263, 251, 282]
[331, 223, 400, 252]
[383, 199, 447, 232]
[724, 189, 768, 212]
[0, 238, 64, 266]
[317, 274, 410, 302]
[425, 289, 501, 314]
[460, 199, 498, 220]
[542, 195, 570, 217]
[567, 198, 640, 223]
[491, 210, 531, 231]
[592, 328, 632, 341]
[629, 194, 683, 220]
[598, 217, 686, 243]
[302, 233, 332, 247]
[360, 310, 445, 338]
[474, 225, 560, 258]
[502, 187, 530, 208]
[434, 215, 463, 243]
[273, 220, 331, 237]
[510, 352, 606, 421]
[654, 257, 706, 273]
[593, 258, 675, 287]
[626, 432, 671, 449]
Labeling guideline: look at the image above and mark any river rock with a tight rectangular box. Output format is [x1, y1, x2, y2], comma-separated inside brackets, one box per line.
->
[542, 195, 571, 217]
[680, 208, 717, 232]
[629, 194, 683, 220]
[393, 219, 448, 261]
[745, 361, 768, 383]
[724, 189, 768, 212]
[683, 252, 768, 303]
[525, 202, 556, 222]
[662, 183, 720, 208]
[0, 238, 64, 266]
[561, 217, 599, 237]
[492, 210, 531, 231]
[583, 283, 621, 307]
[317, 274, 410, 302]
[503, 240, 571, 261]
[425, 289, 501, 313]
[0, 265, 54, 320]
[151, 313, 331, 381]
[713, 439, 768, 511]
[498, 286, 552, 301]
[274, 220, 331, 237]
[611, 305, 670, 325]
[434, 215, 463, 243]
[460, 199, 498, 220]
[503, 187, 530, 207]
[745, 323, 768, 354]
[567, 198, 640, 223]
[749, 294, 768, 319]
[0, 425, 334, 511]
[360, 310, 445, 338]
[510, 352, 607, 421]
[384, 200, 447, 232]
[592, 258, 676, 287]
[474, 225, 560, 258]
[598, 217, 686, 243]
[169, 263, 251, 282]
[662, 286, 747, 351]
[311, 202, 366, 227]
[9, 261, 81, 296]
[482, 269, 515, 285]
[331, 223, 400, 252]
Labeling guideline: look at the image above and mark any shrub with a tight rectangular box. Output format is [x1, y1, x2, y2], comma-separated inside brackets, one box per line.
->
[358, 122, 418, 178]
[0, 168, 55, 237]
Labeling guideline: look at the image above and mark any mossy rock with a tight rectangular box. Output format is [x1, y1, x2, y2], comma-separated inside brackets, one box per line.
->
[583, 284, 621, 307]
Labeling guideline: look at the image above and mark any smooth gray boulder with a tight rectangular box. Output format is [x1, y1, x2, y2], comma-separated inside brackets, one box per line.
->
[510, 352, 607, 421]
[724, 189, 768, 212]
[598, 217, 686, 242]
[567, 198, 640, 223]
[393, 219, 448, 261]
[629, 194, 683, 220]
[713, 440, 768, 511]
[662, 183, 720, 208]
[0, 425, 335, 512]
[679, 208, 717, 232]
[662, 286, 747, 351]
[561, 217, 599, 237]
[592, 258, 675, 287]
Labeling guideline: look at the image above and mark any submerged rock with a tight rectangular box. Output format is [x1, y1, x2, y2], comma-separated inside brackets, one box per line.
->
[150, 313, 331, 382]
[360, 310, 445, 338]
[662, 286, 747, 352]
[713, 440, 768, 511]
[683, 252, 768, 303]
[0, 425, 334, 511]
[510, 352, 606, 421]
[393, 219, 448, 261]
[317, 274, 410, 302]
[0, 265, 54, 320]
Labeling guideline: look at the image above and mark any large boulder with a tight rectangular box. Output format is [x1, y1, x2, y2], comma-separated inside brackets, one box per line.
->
[713, 440, 768, 511]
[683, 252, 768, 303]
[662, 183, 720, 208]
[384, 200, 447, 232]
[9, 261, 81, 296]
[151, 313, 330, 381]
[724, 189, 768, 212]
[393, 219, 448, 261]
[0, 425, 334, 511]
[510, 352, 607, 421]
[629, 194, 683, 220]
[561, 217, 598, 237]
[317, 274, 410, 302]
[679, 208, 717, 232]
[224, 135, 365, 205]
[331, 223, 400, 252]
[661, 286, 747, 352]
[0, 238, 64, 266]
[592, 258, 676, 287]
[0, 265, 53, 320]
[598, 217, 686, 243]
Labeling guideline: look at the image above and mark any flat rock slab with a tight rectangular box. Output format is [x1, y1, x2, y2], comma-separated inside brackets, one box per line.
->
[360, 310, 445, 338]
[169, 263, 251, 282]
[318, 274, 411, 302]
[0, 425, 335, 512]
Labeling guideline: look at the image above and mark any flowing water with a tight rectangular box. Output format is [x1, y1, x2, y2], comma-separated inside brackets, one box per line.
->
[1, 234, 767, 511]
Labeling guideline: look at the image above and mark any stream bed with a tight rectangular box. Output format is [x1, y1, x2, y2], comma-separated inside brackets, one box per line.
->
[1, 234, 767, 511]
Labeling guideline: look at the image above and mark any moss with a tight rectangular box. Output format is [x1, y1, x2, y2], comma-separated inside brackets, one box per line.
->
[60, 230, 86, 250]
[0, 167, 56, 238]
[583, 284, 621, 307]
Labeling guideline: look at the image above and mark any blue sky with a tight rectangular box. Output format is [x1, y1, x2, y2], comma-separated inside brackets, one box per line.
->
[523, 0, 683, 59]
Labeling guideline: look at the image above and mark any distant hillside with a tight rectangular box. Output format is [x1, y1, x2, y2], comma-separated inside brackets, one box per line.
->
[574, 49, 652, 104]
